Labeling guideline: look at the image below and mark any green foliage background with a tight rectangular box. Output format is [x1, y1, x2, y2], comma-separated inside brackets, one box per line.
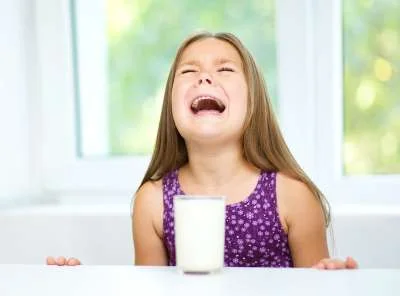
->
[343, 0, 400, 174]
[102, 0, 399, 175]
[106, 0, 276, 155]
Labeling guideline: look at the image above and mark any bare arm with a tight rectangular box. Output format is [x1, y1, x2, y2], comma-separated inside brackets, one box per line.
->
[277, 173, 357, 269]
[132, 180, 168, 265]
[277, 173, 329, 267]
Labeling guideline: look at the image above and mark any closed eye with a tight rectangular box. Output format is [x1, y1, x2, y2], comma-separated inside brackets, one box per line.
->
[181, 69, 197, 74]
[218, 67, 234, 72]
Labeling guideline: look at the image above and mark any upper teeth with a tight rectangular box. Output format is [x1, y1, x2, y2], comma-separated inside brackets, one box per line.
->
[191, 96, 224, 109]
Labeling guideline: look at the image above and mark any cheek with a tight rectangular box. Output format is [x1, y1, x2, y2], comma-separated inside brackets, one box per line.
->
[230, 82, 249, 128]
[171, 84, 183, 112]
[171, 86, 188, 128]
[171, 97, 181, 123]
[231, 80, 248, 111]
[172, 79, 194, 114]
[171, 80, 189, 104]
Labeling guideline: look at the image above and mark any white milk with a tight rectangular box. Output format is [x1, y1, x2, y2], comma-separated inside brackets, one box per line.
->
[174, 195, 226, 273]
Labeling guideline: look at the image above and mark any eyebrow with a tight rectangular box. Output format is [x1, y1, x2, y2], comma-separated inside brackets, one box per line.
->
[177, 58, 239, 68]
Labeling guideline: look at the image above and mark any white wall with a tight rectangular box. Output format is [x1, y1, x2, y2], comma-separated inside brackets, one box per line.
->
[330, 205, 400, 268]
[0, 0, 41, 206]
[0, 205, 133, 265]
[0, 204, 399, 268]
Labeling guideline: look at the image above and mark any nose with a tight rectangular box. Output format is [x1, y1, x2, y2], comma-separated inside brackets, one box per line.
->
[198, 72, 213, 85]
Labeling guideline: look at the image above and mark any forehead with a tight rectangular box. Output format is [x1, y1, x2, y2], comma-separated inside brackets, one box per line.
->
[178, 38, 243, 66]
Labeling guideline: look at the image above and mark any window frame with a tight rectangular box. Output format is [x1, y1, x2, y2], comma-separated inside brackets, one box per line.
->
[312, 0, 400, 204]
[36, 0, 150, 198]
[35, 0, 400, 203]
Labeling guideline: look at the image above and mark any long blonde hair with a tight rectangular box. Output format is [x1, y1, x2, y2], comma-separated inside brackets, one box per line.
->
[138, 31, 330, 226]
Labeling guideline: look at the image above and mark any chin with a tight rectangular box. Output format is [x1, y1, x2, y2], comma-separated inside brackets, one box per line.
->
[185, 130, 242, 147]
[184, 130, 223, 141]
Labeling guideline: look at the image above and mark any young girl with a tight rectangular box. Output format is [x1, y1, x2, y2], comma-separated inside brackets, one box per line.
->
[47, 31, 357, 269]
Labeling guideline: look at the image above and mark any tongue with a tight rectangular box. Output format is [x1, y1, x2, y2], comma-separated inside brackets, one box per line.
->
[191, 99, 224, 114]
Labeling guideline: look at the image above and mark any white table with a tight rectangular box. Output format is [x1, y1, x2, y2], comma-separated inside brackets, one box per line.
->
[1, 265, 399, 296]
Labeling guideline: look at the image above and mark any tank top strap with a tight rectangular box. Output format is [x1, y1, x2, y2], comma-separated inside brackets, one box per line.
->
[162, 169, 180, 204]
[162, 169, 179, 265]
[260, 170, 277, 204]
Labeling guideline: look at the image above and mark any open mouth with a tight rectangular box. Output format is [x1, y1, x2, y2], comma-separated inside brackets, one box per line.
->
[190, 95, 226, 114]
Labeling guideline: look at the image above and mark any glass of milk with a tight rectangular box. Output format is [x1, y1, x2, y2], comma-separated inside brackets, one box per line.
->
[174, 195, 226, 274]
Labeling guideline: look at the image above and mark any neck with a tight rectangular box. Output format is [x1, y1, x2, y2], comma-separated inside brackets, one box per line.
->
[182, 141, 257, 189]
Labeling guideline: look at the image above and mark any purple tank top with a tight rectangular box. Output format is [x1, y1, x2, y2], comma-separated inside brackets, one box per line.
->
[162, 169, 293, 267]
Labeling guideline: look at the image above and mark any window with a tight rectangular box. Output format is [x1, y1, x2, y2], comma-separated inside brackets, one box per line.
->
[343, 0, 400, 175]
[35, 0, 399, 203]
[313, 0, 400, 204]
[71, 0, 277, 157]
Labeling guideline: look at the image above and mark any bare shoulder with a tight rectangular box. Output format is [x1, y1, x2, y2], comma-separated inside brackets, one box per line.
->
[133, 180, 164, 232]
[276, 172, 324, 226]
[135, 180, 163, 205]
[132, 179, 168, 265]
[277, 173, 329, 266]
[276, 172, 315, 202]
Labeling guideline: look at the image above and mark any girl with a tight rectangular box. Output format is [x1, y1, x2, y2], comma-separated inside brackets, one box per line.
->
[47, 31, 357, 269]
